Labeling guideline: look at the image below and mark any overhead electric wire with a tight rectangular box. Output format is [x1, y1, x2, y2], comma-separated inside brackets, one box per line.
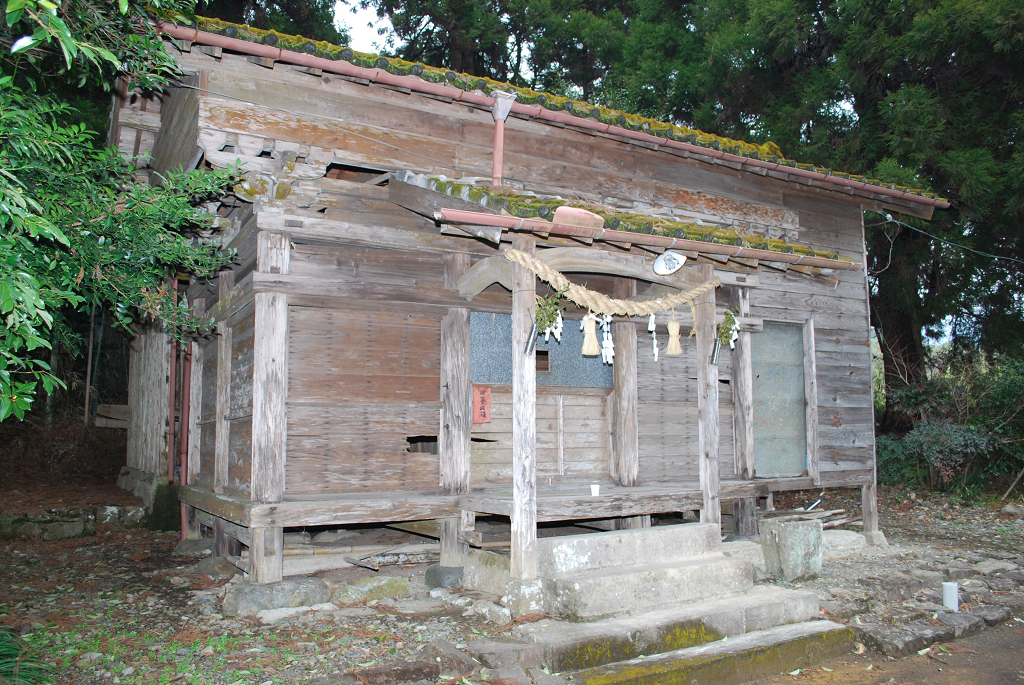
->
[867, 210, 1024, 266]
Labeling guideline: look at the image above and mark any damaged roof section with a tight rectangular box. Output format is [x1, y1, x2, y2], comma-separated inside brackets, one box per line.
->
[160, 17, 948, 210]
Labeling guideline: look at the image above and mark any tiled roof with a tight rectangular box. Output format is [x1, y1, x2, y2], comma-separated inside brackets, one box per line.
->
[184, 16, 947, 205]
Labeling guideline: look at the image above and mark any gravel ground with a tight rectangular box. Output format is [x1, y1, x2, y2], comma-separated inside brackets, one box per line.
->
[2, 486, 1023, 685]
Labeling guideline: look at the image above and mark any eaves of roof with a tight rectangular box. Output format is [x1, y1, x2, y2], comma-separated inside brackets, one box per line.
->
[155, 17, 950, 211]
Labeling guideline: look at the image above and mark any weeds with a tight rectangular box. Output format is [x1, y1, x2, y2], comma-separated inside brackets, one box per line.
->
[0, 628, 51, 684]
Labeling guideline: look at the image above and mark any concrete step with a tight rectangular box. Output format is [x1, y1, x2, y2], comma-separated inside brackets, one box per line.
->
[521, 585, 820, 672]
[568, 620, 853, 685]
[538, 522, 721, 576]
[544, 553, 753, 618]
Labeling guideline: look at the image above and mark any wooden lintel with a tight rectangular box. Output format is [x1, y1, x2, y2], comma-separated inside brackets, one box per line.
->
[456, 247, 705, 298]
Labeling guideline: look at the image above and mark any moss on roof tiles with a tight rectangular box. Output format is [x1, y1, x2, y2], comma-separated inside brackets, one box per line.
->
[426, 177, 845, 261]
[190, 16, 944, 204]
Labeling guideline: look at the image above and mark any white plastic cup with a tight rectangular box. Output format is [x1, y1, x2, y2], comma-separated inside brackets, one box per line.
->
[591, 484, 600, 496]
[942, 582, 959, 612]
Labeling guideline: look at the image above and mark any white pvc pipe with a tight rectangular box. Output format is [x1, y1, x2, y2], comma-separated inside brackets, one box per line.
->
[942, 581, 959, 612]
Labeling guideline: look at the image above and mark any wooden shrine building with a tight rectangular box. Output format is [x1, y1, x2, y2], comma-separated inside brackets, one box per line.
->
[113, 18, 948, 587]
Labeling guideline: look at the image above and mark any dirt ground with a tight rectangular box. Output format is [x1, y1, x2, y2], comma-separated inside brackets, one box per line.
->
[751, 620, 1024, 685]
[1, 477, 1022, 684]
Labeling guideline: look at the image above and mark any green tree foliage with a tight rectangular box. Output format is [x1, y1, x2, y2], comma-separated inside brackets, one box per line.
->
[198, 0, 347, 44]
[349, 0, 535, 83]
[1, 2, 236, 420]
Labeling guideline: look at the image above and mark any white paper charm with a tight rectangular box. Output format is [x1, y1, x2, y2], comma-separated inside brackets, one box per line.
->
[543, 310, 563, 342]
[600, 315, 614, 365]
[648, 313, 658, 361]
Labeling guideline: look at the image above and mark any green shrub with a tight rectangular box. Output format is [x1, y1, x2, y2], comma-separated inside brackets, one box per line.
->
[879, 354, 1024, 495]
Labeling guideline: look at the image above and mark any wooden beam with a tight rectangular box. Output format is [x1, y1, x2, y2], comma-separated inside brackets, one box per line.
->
[179, 484, 251, 525]
[612, 277, 639, 486]
[387, 520, 441, 538]
[733, 288, 755, 480]
[511, 234, 538, 581]
[249, 494, 460, 527]
[803, 318, 820, 484]
[440, 252, 472, 567]
[456, 247, 704, 298]
[460, 487, 702, 521]
[251, 232, 290, 504]
[214, 321, 231, 493]
[695, 263, 721, 525]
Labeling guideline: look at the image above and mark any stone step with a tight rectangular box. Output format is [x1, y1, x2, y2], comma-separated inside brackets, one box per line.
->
[521, 585, 820, 672]
[568, 620, 853, 685]
[543, 553, 754, 618]
[538, 522, 722, 576]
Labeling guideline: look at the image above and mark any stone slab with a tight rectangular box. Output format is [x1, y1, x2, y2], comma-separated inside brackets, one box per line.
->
[936, 611, 985, 638]
[858, 572, 924, 601]
[971, 605, 1012, 626]
[519, 585, 819, 672]
[466, 638, 545, 670]
[544, 554, 752, 618]
[538, 523, 722, 577]
[569, 621, 853, 685]
[222, 578, 331, 617]
[821, 530, 866, 559]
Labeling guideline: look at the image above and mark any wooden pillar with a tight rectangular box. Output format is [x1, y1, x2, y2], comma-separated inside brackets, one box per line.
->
[732, 287, 757, 535]
[212, 517, 241, 557]
[695, 264, 721, 525]
[612, 278, 639, 486]
[249, 526, 284, 582]
[511, 235, 538, 581]
[187, 313, 204, 489]
[214, 321, 231, 493]
[612, 277, 647, 530]
[862, 482, 879, 533]
[439, 253, 472, 568]
[249, 231, 290, 583]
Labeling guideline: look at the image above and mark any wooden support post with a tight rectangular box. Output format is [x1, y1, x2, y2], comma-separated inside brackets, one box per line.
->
[250, 526, 284, 583]
[733, 288, 755, 480]
[864, 479, 880, 532]
[511, 235, 538, 581]
[696, 264, 721, 525]
[184, 504, 201, 539]
[731, 288, 756, 536]
[612, 277, 646, 529]
[612, 278, 639, 486]
[187, 338, 204, 487]
[439, 252, 472, 568]
[732, 498, 758, 537]
[214, 321, 232, 493]
[803, 319, 819, 484]
[249, 231, 290, 582]
[212, 516, 241, 557]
